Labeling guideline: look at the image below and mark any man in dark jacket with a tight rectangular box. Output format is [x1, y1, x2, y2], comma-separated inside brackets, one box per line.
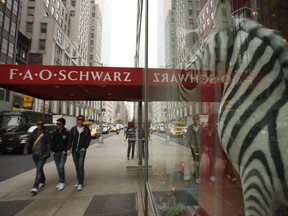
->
[51, 118, 70, 190]
[67, 115, 91, 191]
[185, 114, 202, 184]
[23, 119, 52, 194]
[125, 126, 136, 160]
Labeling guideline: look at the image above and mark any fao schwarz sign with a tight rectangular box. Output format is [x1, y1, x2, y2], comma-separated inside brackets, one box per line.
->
[0, 65, 246, 87]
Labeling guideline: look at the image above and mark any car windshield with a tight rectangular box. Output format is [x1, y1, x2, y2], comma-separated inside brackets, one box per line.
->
[0, 115, 23, 127]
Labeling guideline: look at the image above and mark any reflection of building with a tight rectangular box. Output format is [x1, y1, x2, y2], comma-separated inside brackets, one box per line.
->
[175, 0, 201, 68]
[255, 0, 288, 41]
[165, 2, 177, 69]
[0, 0, 21, 111]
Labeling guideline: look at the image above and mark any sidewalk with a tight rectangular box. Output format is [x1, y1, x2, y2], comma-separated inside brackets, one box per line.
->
[0, 131, 144, 216]
[0, 131, 244, 216]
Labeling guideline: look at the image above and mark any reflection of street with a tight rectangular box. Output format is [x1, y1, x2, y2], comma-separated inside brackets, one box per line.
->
[155, 132, 184, 146]
[152, 132, 245, 215]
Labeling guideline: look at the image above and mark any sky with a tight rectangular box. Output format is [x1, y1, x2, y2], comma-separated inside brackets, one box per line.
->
[101, 0, 165, 68]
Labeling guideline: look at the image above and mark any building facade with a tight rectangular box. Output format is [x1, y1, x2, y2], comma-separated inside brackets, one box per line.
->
[10, 0, 104, 121]
[0, 0, 20, 111]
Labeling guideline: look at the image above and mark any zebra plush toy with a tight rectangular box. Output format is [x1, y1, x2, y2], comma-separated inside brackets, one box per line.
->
[182, 0, 288, 215]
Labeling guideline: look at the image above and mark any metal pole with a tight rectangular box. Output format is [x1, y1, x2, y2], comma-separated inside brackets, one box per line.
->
[144, 0, 149, 215]
[98, 100, 103, 143]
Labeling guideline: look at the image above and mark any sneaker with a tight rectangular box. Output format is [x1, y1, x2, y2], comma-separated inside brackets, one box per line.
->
[209, 176, 216, 182]
[231, 178, 238, 183]
[74, 184, 79, 188]
[38, 183, 45, 189]
[58, 183, 65, 190]
[77, 184, 83, 191]
[56, 183, 61, 189]
[30, 188, 38, 194]
[196, 178, 201, 184]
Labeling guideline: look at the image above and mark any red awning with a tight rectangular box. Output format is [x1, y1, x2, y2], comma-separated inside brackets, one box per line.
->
[0, 65, 222, 102]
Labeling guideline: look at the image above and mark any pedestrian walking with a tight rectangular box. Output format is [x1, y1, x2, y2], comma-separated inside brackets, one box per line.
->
[51, 118, 70, 190]
[67, 115, 91, 191]
[125, 125, 136, 160]
[23, 119, 52, 195]
[185, 114, 202, 184]
[202, 114, 219, 183]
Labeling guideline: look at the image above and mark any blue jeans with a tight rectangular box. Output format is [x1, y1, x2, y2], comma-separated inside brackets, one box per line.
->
[127, 140, 135, 158]
[53, 152, 67, 183]
[32, 154, 47, 188]
[72, 151, 86, 185]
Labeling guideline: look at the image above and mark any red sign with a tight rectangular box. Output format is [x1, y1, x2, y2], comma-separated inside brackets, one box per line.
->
[0, 64, 226, 102]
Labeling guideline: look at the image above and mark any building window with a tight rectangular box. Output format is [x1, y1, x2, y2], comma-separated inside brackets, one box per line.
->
[70, 10, 75, 16]
[55, 12, 59, 21]
[22, 49, 26, 59]
[71, 0, 76, 7]
[39, 39, 46, 50]
[1, 38, 8, 54]
[45, 0, 50, 7]
[40, 23, 47, 33]
[6, 0, 12, 11]
[13, 1, 18, 16]
[0, 11, 3, 27]
[56, 29, 63, 44]
[26, 22, 33, 33]
[10, 21, 16, 36]
[8, 42, 14, 58]
[0, 89, 9, 101]
[51, 6, 55, 15]
[27, 6, 35, 16]
[4, 16, 10, 32]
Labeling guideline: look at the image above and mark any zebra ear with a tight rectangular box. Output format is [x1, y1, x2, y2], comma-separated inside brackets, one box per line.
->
[213, 0, 233, 31]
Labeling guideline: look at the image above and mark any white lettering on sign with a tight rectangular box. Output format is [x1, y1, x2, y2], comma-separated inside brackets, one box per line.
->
[39, 69, 52, 80]
[8, 69, 134, 83]
[123, 72, 131, 82]
[152, 72, 254, 85]
[23, 69, 33, 80]
[9, 68, 18, 80]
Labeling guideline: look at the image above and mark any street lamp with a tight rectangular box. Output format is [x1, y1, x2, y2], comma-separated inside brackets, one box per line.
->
[98, 101, 104, 143]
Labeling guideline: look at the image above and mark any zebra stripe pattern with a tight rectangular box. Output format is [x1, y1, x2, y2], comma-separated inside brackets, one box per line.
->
[182, 17, 288, 216]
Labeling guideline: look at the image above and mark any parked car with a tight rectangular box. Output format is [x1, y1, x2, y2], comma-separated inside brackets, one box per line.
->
[102, 126, 110, 134]
[89, 124, 101, 138]
[109, 126, 118, 132]
[158, 126, 166, 133]
[0, 123, 56, 154]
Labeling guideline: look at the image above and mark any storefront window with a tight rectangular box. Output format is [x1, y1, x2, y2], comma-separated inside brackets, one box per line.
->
[145, 1, 288, 215]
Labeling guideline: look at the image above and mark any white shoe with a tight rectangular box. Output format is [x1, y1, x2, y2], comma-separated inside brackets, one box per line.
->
[56, 183, 61, 189]
[209, 176, 216, 182]
[74, 184, 79, 188]
[38, 183, 45, 189]
[77, 184, 83, 191]
[58, 183, 65, 190]
[30, 188, 38, 194]
[196, 178, 201, 184]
